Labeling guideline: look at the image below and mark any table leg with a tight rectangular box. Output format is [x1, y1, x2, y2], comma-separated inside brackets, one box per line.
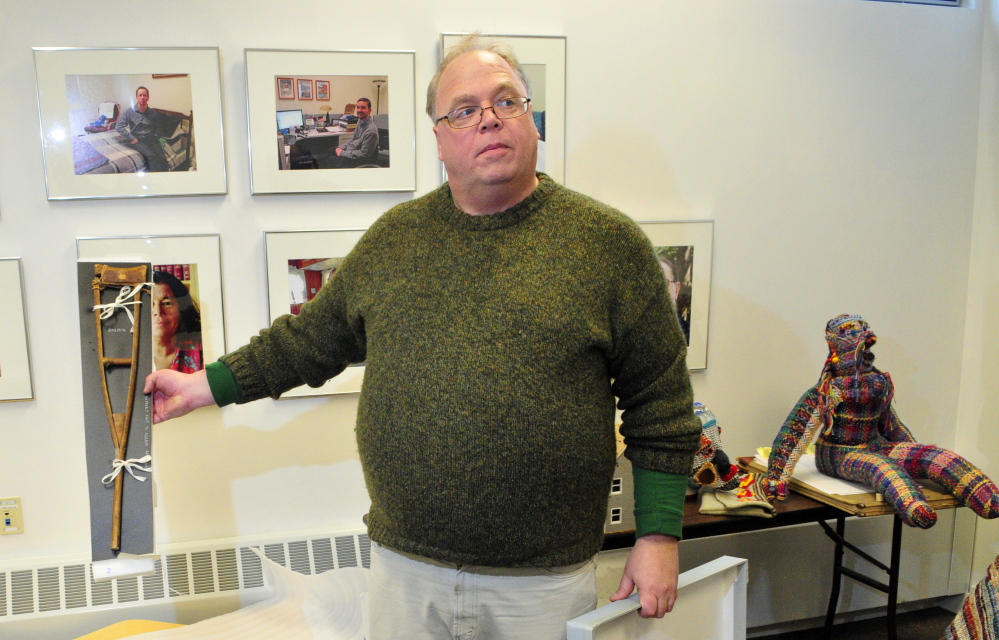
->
[823, 515, 846, 639]
[819, 514, 903, 640]
[887, 516, 902, 640]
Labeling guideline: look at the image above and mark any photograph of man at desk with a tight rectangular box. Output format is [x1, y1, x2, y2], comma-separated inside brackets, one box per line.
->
[275, 74, 389, 171]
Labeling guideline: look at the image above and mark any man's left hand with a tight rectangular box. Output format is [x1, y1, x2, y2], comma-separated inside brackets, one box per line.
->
[609, 533, 679, 618]
[335, 147, 342, 156]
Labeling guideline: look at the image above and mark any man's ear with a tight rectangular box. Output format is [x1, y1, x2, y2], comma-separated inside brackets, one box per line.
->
[433, 125, 443, 161]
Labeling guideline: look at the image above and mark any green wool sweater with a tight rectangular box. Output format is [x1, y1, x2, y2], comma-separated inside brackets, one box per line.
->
[219, 174, 701, 567]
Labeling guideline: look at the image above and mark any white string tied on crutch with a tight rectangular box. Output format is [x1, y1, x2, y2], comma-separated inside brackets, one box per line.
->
[93, 282, 153, 332]
[101, 455, 153, 486]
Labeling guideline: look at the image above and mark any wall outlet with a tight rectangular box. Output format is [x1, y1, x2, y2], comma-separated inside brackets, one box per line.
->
[1, 497, 23, 535]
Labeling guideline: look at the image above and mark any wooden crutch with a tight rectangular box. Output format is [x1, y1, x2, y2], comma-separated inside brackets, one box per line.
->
[92, 264, 147, 552]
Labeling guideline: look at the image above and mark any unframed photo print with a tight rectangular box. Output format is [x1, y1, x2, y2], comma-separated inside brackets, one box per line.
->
[274, 75, 390, 172]
[66, 73, 196, 176]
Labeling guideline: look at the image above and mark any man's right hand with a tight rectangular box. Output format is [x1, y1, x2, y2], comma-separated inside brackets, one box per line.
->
[143, 369, 215, 424]
[130, 138, 138, 144]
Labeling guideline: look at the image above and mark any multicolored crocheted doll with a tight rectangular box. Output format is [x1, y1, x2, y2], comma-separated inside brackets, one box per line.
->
[763, 314, 999, 529]
[689, 402, 741, 491]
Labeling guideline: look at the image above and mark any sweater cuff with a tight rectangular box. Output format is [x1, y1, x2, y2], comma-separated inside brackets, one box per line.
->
[205, 361, 241, 407]
[633, 466, 687, 540]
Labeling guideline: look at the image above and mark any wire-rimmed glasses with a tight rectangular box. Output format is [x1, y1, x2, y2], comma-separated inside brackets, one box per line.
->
[435, 97, 532, 129]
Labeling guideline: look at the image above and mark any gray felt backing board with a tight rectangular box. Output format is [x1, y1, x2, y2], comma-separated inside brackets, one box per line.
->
[78, 262, 154, 560]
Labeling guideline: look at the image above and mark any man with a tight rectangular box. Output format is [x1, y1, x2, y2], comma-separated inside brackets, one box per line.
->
[329, 97, 379, 167]
[114, 86, 171, 173]
[144, 35, 699, 640]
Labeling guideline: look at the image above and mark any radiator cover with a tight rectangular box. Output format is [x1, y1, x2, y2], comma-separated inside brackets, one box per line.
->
[0, 528, 370, 640]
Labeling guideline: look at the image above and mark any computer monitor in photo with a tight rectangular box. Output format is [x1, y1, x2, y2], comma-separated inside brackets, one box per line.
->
[277, 109, 304, 133]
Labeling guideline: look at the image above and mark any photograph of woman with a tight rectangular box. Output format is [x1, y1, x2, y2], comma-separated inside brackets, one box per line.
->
[655, 245, 693, 346]
[151, 268, 203, 373]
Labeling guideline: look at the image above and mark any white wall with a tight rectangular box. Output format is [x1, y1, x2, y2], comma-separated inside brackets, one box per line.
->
[957, 0, 999, 586]
[0, 0, 993, 629]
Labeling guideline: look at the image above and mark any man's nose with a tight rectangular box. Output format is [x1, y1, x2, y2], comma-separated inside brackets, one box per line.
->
[478, 106, 503, 129]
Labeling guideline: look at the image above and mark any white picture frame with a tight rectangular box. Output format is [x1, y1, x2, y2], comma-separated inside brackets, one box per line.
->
[76, 234, 227, 367]
[245, 49, 416, 194]
[264, 229, 367, 396]
[0, 258, 35, 402]
[33, 47, 227, 200]
[639, 220, 714, 370]
[568, 556, 747, 640]
[440, 33, 566, 184]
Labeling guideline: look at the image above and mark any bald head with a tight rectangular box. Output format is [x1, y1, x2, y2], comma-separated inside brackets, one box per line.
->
[427, 34, 531, 121]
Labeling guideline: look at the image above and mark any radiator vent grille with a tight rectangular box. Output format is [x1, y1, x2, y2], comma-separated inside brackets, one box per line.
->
[312, 538, 334, 574]
[240, 547, 264, 589]
[288, 540, 310, 575]
[117, 577, 139, 604]
[358, 535, 371, 569]
[191, 551, 214, 595]
[335, 536, 358, 568]
[37, 567, 60, 612]
[166, 554, 190, 597]
[263, 543, 286, 567]
[141, 559, 164, 600]
[90, 574, 112, 607]
[12, 570, 34, 615]
[64, 565, 87, 609]
[0, 531, 369, 624]
[216, 549, 239, 592]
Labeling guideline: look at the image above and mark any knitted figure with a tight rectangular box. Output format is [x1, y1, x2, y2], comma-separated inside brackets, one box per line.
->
[699, 473, 776, 518]
[943, 552, 999, 639]
[689, 401, 741, 491]
[764, 314, 999, 529]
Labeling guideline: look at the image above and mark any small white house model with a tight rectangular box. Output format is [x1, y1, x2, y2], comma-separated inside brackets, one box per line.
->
[604, 425, 636, 534]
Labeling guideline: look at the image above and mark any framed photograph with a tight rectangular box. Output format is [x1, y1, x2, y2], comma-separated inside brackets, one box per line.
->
[264, 229, 367, 396]
[33, 47, 227, 200]
[0, 258, 35, 402]
[297, 78, 313, 100]
[245, 48, 416, 194]
[76, 235, 227, 371]
[441, 33, 566, 184]
[639, 221, 713, 370]
[316, 80, 330, 100]
[277, 77, 294, 100]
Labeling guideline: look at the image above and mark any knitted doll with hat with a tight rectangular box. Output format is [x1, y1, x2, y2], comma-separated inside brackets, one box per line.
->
[689, 402, 741, 491]
[690, 402, 775, 517]
[763, 314, 999, 529]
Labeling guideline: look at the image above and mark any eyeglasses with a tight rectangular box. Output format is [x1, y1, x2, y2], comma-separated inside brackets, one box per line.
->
[435, 97, 531, 129]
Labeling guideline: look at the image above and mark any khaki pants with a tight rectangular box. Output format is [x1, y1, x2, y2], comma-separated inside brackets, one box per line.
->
[368, 543, 597, 640]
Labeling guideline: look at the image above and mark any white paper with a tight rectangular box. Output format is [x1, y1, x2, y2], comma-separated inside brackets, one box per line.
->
[755, 452, 871, 496]
[92, 557, 156, 582]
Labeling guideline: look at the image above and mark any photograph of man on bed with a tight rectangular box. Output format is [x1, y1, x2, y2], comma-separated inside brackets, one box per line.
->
[67, 73, 196, 175]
